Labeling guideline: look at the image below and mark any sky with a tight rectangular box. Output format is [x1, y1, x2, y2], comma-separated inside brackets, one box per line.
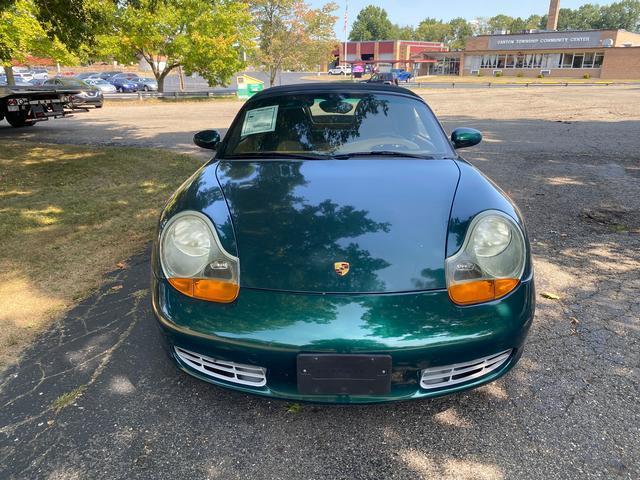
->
[307, 0, 620, 38]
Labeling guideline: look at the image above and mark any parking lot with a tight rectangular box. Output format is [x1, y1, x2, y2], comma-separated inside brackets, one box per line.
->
[1, 85, 639, 479]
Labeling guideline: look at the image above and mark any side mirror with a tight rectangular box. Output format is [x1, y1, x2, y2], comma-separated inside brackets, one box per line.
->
[193, 130, 221, 150]
[451, 128, 482, 149]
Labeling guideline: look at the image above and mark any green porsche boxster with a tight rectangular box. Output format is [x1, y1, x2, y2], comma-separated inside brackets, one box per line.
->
[151, 83, 534, 403]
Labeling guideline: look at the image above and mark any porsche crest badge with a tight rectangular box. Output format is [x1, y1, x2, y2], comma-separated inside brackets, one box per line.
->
[334, 261, 350, 277]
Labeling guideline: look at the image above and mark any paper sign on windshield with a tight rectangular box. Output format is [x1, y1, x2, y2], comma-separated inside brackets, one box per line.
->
[241, 105, 279, 136]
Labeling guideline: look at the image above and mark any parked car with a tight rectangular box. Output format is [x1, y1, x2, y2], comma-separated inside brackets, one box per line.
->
[0, 75, 32, 87]
[12, 67, 34, 82]
[13, 72, 34, 83]
[152, 83, 535, 403]
[30, 67, 49, 80]
[44, 77, 103, 108]
[391, 68, 413, 82]
[84, 78, 117, 94]
[112, 72, 139, 81]
[364, 72, 399, 86]
[109, 75, 139, 93]
[76, 72, 101, 80]
[133, 77, 158, 91]
[99, 70, 123, 80]
[328, 65, 351, 75]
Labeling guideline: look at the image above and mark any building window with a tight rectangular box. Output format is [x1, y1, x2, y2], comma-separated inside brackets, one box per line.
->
[545, 54, 561, 68]
[534, 54, 543, 68]
[583, 52, 595, 68]
[467, 51, 605, 72]
[464, 55, 481, 70]
[594, 53, 604, 68]
[572, 53, 584, 68]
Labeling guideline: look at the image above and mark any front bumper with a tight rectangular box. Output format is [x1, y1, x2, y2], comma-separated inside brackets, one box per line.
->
[71, 94, 103, 106]
[152, 276, 534, 403]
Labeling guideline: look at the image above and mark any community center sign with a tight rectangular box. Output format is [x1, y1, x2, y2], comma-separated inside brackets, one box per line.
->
[487, 31, 603, 50]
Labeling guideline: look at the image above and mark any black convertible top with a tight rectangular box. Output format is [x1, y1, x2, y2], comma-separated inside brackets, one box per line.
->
[249, 82, 421, 101]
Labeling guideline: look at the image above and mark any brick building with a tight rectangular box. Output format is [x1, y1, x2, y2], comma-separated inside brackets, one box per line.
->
[462, 29, 640, 79]
[333, 40, 447, 71]
[459, 0, 640, 79]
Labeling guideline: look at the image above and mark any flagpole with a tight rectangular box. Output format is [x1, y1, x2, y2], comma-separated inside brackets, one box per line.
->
[343, 0, 348, 67]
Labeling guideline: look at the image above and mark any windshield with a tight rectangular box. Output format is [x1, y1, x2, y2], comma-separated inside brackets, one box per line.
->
[219, 92, 453, 159]
[60, 78, 88, 87]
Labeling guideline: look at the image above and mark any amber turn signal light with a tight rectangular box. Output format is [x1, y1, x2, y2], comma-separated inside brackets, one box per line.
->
[168, 278, 239, 303]
[448, 278, 519, 306]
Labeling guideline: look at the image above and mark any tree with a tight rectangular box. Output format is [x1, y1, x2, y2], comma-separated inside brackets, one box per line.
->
[539, 1, 640, 32]
[470, 17, 491, 35]
[415, 18, 450, 43]
[96, 0, 256, 93]
[414, 17, 472, 49]
[571, 4, 601, 29]
[487, 13, 542, 34]
[0, 0, 78, 84]
[525, 14, 543, 29]
[392, 24, 416, 40]
[252, 0, 337, 86]
[447, 17, 472, 49]
[508, 17, 529, 33]
[488, 14, 514, 32]
[33, 0, 105, 54]
[349, 5, 394, 41]
[599, 0, 640, 31]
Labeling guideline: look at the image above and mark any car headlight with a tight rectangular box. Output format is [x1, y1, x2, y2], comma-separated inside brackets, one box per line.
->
[446, 210, 526, 305]
[160, 211, 239, 303]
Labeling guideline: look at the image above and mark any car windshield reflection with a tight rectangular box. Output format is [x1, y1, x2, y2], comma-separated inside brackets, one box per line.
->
[220, 93, 453, 159]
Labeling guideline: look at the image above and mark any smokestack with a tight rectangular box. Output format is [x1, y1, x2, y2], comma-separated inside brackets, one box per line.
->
[547, 0, 560, 31]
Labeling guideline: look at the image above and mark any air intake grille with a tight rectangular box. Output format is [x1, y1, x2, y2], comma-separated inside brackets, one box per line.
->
[420, 349, 512, 390]
[174, 347, 267, 387]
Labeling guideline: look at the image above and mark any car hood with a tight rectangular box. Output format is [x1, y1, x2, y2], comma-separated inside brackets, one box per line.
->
[215, 158, 460, 293]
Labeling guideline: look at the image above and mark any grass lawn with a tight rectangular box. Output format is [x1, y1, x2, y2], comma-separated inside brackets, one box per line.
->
[0, 141, 202, 369]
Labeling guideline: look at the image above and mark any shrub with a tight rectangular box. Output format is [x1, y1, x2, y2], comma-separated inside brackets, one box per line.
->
[516, 72, 524, 77]
[538, 74, 544, 78]
[583, 73, 590, 79]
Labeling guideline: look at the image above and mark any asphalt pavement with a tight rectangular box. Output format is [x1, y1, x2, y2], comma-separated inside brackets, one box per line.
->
[1, 86, 639, 479]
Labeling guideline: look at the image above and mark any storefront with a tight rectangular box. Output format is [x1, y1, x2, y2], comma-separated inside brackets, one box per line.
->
[332, 40, 447, 72]
[411, 52, 461, 76]
[462, 29, 640, 79]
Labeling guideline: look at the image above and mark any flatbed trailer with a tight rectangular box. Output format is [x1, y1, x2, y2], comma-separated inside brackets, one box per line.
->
[0, 85, 87, 127]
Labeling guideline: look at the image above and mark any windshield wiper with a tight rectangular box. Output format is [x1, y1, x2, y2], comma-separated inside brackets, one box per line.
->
[332, 151, 436, 160]
[223, 152, 329, 160]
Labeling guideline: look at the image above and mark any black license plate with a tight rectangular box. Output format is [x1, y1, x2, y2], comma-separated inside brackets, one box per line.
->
[297, 354, 392, 395]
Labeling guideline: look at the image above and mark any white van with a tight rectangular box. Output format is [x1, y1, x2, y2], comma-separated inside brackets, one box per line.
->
[328, 65, 352, 75]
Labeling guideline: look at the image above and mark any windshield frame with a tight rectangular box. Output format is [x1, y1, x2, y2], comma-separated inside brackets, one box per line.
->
[216, 89, 455, 161]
